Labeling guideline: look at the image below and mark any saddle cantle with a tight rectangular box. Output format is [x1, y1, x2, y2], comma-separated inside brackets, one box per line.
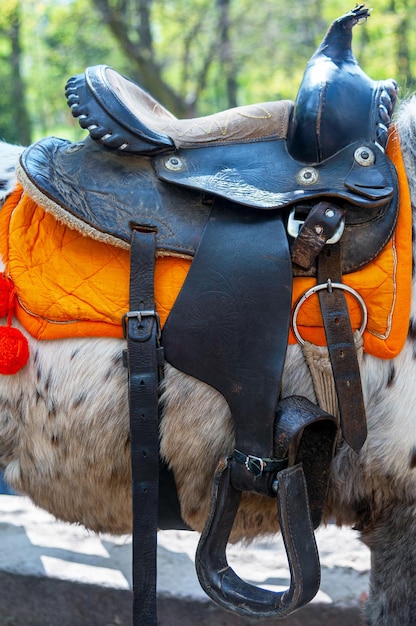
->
[65, 64, 290, 154]
[65, 64, 175, 154]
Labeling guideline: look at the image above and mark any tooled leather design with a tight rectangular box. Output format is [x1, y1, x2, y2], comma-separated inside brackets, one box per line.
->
[18, 137, 211, 257]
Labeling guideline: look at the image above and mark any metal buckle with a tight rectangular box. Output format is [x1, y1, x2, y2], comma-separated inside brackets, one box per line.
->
[287, 207, 345, 244]
[233, 450, 288, 479]
[287, 207, 306, 238]
[245, 455, 266, 477]
[122, 309, 161, 339]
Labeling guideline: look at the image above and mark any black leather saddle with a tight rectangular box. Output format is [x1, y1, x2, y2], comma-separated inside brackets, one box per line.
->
[16, 5, 400, 623]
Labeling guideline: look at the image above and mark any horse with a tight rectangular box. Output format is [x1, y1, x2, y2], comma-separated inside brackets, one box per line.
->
[2, 6, 416, 625]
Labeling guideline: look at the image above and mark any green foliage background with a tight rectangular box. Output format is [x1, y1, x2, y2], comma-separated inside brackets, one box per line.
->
[0, 0, 415, 144]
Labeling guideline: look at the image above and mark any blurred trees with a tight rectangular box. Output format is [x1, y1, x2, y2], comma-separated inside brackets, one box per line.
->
[0, 0, 415, 144]
[0, 0, 31, 144]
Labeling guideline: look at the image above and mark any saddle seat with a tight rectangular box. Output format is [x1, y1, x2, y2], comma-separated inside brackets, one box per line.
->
[65, 65, 292, 154]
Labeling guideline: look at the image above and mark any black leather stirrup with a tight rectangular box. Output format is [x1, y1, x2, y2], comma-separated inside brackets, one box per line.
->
[196, 461, 320, 618]
[124, 226, 160, 626]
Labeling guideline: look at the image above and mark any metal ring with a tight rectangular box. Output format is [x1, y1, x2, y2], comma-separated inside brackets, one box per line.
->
[292, 282, 368, 346]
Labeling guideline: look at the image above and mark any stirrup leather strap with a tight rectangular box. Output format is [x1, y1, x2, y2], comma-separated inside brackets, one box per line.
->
[317, 243, 367, 451]
[125, 227, 159, 626]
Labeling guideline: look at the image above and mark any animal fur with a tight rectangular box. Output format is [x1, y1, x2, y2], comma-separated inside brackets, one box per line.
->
[0, 142, 24, 202]
[2, 100, 416, 623]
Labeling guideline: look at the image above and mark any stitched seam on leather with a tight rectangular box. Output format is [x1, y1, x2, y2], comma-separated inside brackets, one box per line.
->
[279, 102, 292, 137]
[173, 134, 281, 149]
[284, 468, 304, 599]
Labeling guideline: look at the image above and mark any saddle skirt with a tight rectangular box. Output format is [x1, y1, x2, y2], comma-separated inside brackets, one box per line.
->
[0, 127, 411, 358]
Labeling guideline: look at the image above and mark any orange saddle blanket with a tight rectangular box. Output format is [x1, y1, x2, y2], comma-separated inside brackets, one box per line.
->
[0, 128, 412, 359]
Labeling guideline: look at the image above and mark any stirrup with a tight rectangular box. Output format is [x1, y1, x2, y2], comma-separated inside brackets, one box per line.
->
[196, 461, 320, 618]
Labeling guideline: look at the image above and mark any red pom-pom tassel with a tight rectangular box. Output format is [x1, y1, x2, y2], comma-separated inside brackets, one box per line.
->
[0, 274, 30, 374]
[0, 274, 14, 319]
[0, 326, 29, 374]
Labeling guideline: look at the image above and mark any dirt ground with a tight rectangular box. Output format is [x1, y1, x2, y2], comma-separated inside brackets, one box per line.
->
[0, 495, 369, 626]
[0, 573, 364, 626]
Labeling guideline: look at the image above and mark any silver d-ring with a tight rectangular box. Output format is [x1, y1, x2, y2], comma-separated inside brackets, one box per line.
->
[292, 282, 368, 346]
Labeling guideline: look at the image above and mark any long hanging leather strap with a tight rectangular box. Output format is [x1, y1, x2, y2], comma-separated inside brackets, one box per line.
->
[124, 226, 160, 626]
[317, 243, 367, 451]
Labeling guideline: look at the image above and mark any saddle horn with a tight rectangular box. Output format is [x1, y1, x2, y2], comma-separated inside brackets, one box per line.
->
[287, 4, 398, 164]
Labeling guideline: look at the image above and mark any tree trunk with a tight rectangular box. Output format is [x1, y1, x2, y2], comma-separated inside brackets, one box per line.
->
[217, 0, 238, 108]
[396, 5, 413, 90]
[92, 0, 192, 116]
[10, 2, 32, 145]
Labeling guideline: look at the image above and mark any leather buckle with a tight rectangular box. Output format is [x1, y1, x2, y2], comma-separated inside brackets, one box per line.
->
[232, 450, 287, 478]
[122, 309, 161, 341]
